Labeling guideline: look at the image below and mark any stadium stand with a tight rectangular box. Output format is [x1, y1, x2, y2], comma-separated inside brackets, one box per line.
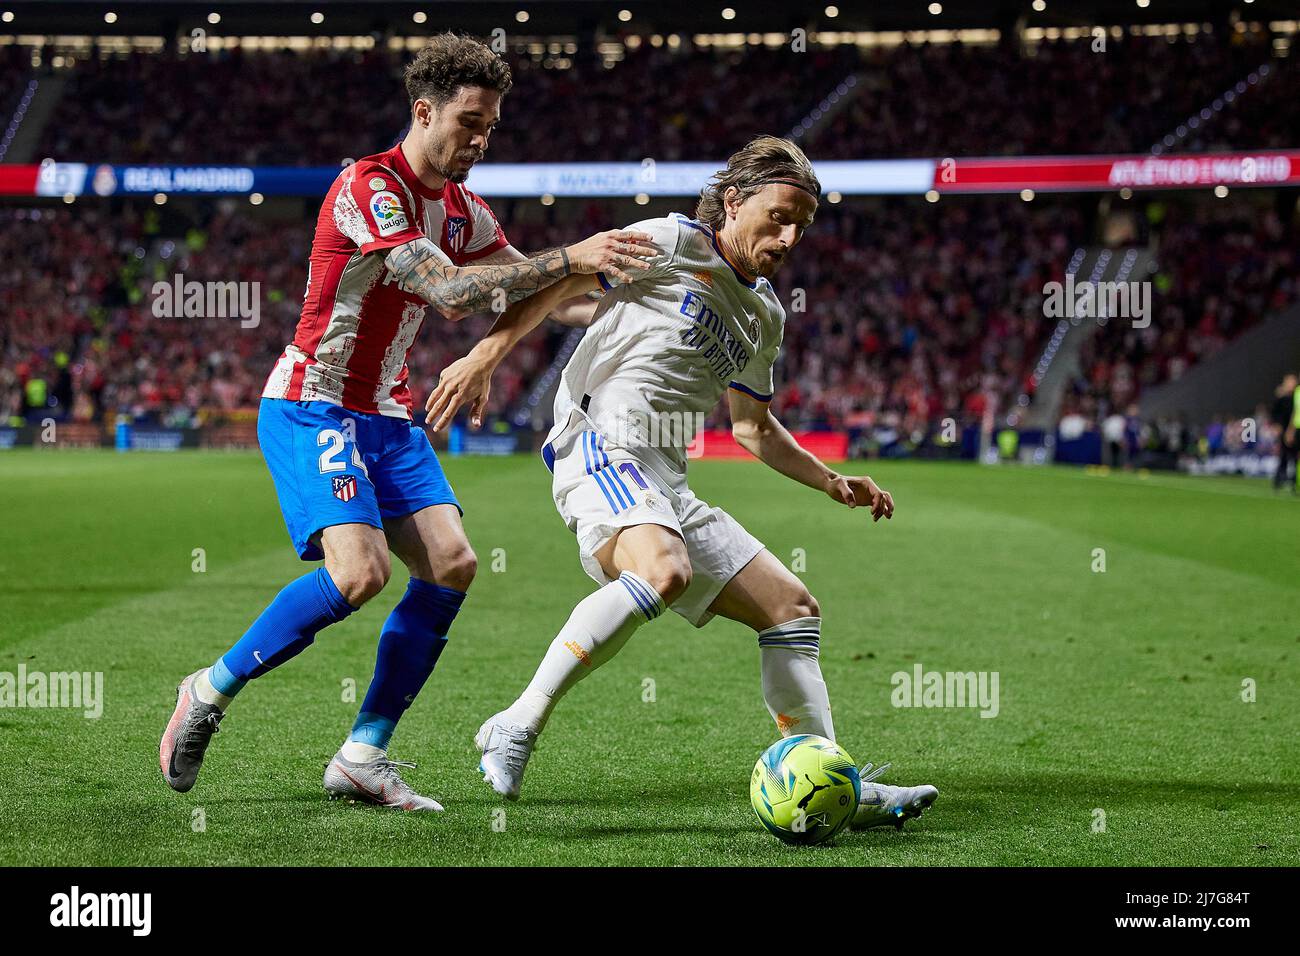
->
[1064, 199, 1300, 428]
[809, 31, 1286, 159]
[28, 30, 1290, 166]
[11, 189, 1296, 451]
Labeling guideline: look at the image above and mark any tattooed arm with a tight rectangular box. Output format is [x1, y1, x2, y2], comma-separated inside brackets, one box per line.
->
[384, 229, 656, 321]
[384, 240, 566, 320]
[469, 244, 604, 328]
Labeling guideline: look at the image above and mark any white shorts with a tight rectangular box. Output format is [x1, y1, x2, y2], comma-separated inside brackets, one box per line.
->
[543, 415, 764, 627]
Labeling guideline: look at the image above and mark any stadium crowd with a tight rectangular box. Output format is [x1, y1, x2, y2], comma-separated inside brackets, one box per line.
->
[729, 197, 1086, 439]
[809, 30, 1285, 159]
[0, 202, 564, 428]
[28, 30, 1287, 166]
[0, 192, 1085, 440]
[5, 189, 1298, 450]
[1064, 199, 1300, 428]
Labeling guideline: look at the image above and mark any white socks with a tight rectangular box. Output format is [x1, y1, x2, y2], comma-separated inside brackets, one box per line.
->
[194, 667, 235, 711]
[500, 588, 832, 745]
[339, 741, 387, 763]
[504, 571, 666, 734]
[758, 616, 834, 740]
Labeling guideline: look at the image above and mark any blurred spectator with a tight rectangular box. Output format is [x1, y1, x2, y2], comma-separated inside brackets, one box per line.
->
[1271, 372, 1297, 489]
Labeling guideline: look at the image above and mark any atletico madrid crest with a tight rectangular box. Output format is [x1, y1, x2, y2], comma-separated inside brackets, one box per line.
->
[332, 475, 358, 502]
[445, 215, 468, 252]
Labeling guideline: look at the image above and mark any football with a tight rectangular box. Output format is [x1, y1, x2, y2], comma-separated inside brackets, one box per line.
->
[750, 735, 861, 845]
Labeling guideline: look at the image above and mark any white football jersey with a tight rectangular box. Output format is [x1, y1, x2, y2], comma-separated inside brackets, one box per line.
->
[549, 214, 786, 480]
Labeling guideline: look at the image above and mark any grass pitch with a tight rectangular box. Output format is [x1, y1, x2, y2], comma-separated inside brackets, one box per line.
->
[1, 450, 1296, 866]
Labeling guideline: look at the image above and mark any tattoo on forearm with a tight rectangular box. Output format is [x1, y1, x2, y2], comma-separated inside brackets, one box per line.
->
[386, 240, 570, 314]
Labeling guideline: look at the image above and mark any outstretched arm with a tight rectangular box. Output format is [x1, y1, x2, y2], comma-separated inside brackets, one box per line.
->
[727, 387, 894, 521]
[424, 272, 602, 430]
[471, 245, 604, 328]
[384, 229, 652, 321]
[385, 239, 567, 320]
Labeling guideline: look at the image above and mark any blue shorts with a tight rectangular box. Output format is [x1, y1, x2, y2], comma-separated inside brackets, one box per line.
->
[257, 398, 461, 561]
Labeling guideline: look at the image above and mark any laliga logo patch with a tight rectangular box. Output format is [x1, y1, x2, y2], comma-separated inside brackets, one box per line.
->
[445, 215, 469, 253]
[371, 192, 400, 221]
[749, 317, 761, 343]
[370, 190, 408, 236]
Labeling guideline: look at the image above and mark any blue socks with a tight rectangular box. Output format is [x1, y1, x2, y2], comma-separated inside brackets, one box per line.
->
[348, 579, 466, 750]
[205, 570, 463, 755]
[210, 567, 356, 698]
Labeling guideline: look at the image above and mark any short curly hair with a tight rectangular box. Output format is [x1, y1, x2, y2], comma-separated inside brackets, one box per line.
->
[404, 33, 513, 108]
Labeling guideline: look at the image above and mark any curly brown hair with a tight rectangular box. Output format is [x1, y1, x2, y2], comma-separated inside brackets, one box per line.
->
[696, 136, 820, 231]
[404, 33, 513, 108]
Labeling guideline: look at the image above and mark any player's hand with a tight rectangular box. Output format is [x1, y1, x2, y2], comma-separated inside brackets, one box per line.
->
[826, 474, 894, 522]
[425, 350, 496, 432]
[564, 230, 658, 283]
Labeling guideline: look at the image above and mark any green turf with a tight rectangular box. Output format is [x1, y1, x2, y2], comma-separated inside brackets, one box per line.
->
[1, 449, 1297, 866]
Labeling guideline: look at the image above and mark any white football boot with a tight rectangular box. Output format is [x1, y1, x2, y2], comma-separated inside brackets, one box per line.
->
[851, 761, 939, 830]
[323, 752, 443, 811]
[475, 711, 537, 801]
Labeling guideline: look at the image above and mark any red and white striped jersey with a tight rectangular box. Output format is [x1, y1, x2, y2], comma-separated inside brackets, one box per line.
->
[262, 142, 509, 418]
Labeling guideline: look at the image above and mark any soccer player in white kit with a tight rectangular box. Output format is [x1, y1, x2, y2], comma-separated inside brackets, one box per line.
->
[428, 136, 937, 830]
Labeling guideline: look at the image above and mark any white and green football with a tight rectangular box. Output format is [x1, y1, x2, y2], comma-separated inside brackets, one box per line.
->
[750, 734, 860, 845]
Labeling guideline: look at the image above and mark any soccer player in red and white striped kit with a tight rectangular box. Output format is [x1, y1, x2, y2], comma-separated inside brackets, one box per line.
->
[161, 33, 657, 809]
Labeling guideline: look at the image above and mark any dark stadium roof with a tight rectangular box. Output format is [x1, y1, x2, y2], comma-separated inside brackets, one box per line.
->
[2, 1, 1296, 39]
